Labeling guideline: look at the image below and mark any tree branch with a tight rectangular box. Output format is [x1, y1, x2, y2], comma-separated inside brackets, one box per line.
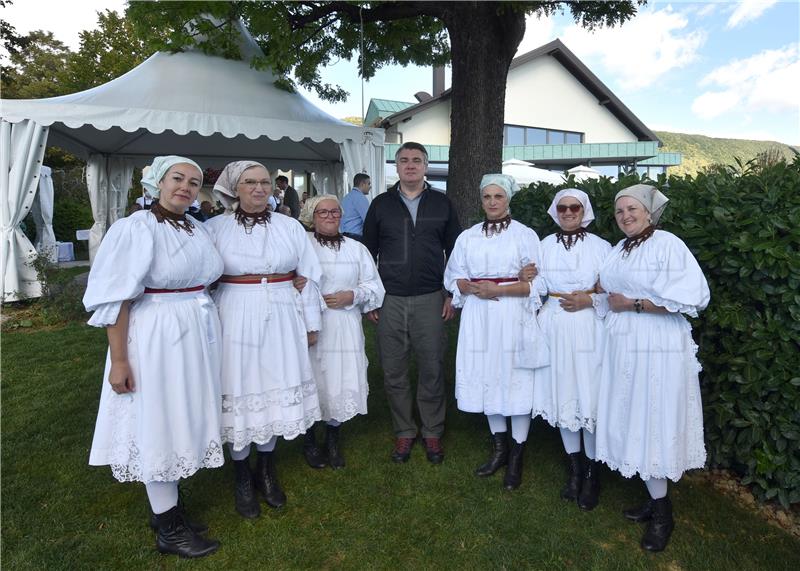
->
[289, 1, 443, 29]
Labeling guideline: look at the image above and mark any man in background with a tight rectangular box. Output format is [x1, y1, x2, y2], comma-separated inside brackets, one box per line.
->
[275, 175, 301, 218]
[340, 173, 371, 241]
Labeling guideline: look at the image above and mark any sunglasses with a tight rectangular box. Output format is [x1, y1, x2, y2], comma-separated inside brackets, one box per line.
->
[556, 204, 583, 213]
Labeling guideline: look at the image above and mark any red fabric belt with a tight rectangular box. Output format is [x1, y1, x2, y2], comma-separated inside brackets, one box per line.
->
[219, 271, 296, 285]
[143, 285, 205, 294]
[469, 277, 518, 284]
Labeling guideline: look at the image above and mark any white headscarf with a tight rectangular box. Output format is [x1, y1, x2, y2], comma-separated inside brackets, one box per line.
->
[299, 195, 340, 230]
[480, 173, 519, 200]
[615, 184, 669, 224]
[140, 156, 202, 197]
[547, 188, 595, 228]
[212, 160, 266, 209]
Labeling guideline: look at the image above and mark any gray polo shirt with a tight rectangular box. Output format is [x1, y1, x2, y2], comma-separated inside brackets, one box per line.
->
[398, 189, 423, 225]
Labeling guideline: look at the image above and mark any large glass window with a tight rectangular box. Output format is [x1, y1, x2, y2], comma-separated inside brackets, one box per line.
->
[505, 126, 525, 146]
[503, 124, 583, 146]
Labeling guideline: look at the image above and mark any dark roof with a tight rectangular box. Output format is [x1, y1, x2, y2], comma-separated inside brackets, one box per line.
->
[380, 38, 660, 144]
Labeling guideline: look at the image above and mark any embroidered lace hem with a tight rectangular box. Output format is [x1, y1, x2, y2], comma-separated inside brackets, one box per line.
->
[109, 440, 224, 483]
[533, 409, 596, 433]
[223, 409, 321, 449]
[595, 448, 707, 483]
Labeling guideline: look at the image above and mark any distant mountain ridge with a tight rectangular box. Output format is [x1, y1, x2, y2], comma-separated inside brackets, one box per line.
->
[656, 131, 799, 176]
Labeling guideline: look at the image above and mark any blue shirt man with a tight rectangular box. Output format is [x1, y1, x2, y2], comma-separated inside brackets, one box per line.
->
[340, 173, 371, 237]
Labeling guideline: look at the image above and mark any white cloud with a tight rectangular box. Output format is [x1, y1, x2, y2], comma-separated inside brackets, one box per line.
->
[695, 3, 718, 18]
[693, 44, 800, 119]
[726, 0, 779, 29]
[515, 13, 557, 57]
[559, 6, 706, 90]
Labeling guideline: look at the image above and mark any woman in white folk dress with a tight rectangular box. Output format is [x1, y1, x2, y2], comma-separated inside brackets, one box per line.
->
[528, 189, 611, 511]
[298, 195, 385, 468]
[84, 156, 224, 559]
[595, 183, 710, 552]
[207, 161, 323, 519]
[444, 174, 548, 491]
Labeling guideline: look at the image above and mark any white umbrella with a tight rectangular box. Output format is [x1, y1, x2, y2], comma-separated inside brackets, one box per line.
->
[567, 164, 602, 181]
[502, 159, 564, 185]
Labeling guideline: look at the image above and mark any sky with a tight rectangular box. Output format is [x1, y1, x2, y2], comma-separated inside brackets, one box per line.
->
[3, 0, 799, 144]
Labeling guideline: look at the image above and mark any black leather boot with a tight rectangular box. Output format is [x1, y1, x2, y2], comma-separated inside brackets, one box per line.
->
[475, 432, 509, 477]
[560, 452, 583, 501]
[154, 505, 219, 558]
[325, 424, 345, 469]
[303, 424, 328, 469]
[641, 496, 674, 552]
[623, 498, 654, 522]
[503, 441, 525, 490]
[148, 492, 207, 534]
[577, 459, 600, 511]
[256, 451, 287, 508]
[233, 459, 261, 519]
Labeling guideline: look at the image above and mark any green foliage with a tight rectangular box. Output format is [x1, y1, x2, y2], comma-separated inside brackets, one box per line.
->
[51, 168, 94, 261]
[511, 158, 800, 506]
[0, 30, 71, 99]
[26, 254, 88, 325]
[656, 131, 799, 177]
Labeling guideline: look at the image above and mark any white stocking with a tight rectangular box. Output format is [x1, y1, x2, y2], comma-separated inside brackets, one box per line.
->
[229, 444, 251, 461]
[486, 414, 507, 434]
[510, 414, 531, 444]
[256, 436, 278, 453]
[582, 429, 597, 460]
[145, 480, 179, 515]
[560, 428, 581, 454]
[644, 477, 668, 499]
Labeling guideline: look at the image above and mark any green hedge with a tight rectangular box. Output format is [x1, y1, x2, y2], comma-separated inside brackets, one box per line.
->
[510, 158, 800, 507]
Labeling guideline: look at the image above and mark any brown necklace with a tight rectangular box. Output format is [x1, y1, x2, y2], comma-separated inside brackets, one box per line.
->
[482, 214, 511, 237]
[621, 225, 656, 257]
[556, 227, 587, 251]
[315, 231, 344, 251]
[235, 206, 271, 234]
[150, 201, 194, 235]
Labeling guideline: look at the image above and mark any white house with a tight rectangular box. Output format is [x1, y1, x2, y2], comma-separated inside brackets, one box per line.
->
[365, 39, 679, 180]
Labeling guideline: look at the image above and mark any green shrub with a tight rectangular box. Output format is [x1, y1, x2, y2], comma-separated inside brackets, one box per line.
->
[510, 158, 800, 507]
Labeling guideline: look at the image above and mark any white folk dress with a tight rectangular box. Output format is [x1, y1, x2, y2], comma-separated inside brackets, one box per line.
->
[306, 235, 385, 423]
[444, 220, 549, 416]
[206, 212, 324, 450]
[532, 233, 611, 432]
[84, 211, 225, 483]
[595, 230, 710, 481]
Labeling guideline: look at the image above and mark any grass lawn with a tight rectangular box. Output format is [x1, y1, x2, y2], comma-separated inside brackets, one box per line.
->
[2, 318, 799, 570]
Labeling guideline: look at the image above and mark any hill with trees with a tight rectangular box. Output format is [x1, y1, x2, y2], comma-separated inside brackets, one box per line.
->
[656, 131, 799, 176]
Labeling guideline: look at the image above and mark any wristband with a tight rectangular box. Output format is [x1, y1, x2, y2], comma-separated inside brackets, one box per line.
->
[634, 299, 643, 313]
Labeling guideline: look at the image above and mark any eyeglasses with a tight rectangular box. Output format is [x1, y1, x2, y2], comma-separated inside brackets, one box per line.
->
[556, 204, 583, 213]
[314, 208, 342, 219]
[239, 179, 271, 189]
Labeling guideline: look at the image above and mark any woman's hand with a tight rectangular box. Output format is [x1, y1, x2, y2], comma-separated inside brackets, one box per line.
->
[518, 263, 538, 282]
[108, 360, 135, 394]
[559, 292, 593, 312]
[608, 292, 635, 313]
[293, 275, 308, 293]
[307, 331, 319, 347]
[366, 309, 380, 323]
[324, 290, 355, 309]
[470, 280, 499, 301]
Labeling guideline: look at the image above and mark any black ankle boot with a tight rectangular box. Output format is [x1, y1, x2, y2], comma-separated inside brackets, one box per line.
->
[325, 425, 345, 469]
[148, 492, 207, 534]
[503, 441, 525, 490]
[233, 459, 261, 519]
[256, 451, 286, 508]
[577, 459, 600, 511]
[303, 424, 328, 469]
[560, 452, 583, 501]
[475, 433, 508, 477]
[623, 498, 654, 522]
[641, 496, 674, 552]
[155, 505, 219, 558]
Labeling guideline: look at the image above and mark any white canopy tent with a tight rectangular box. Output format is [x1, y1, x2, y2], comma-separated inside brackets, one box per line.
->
[0, 20, 383, 297]
[501, 159, 565, 186]
[567, 164, 603, 182]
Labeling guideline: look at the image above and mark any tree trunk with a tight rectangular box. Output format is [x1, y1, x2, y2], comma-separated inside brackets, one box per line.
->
[442, 4, 526, 226]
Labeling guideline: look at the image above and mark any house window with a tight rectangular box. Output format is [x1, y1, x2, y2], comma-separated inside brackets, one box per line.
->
[503, 124, 584, 146]
[506, 126, 525, 146]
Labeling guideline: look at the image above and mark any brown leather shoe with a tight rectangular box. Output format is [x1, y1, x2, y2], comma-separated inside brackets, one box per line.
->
[423, 437, 444, 464]
[391, 437, 415, 463]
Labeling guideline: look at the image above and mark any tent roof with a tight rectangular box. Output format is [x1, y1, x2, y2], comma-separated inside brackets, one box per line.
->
[0, 21, 380, 165]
